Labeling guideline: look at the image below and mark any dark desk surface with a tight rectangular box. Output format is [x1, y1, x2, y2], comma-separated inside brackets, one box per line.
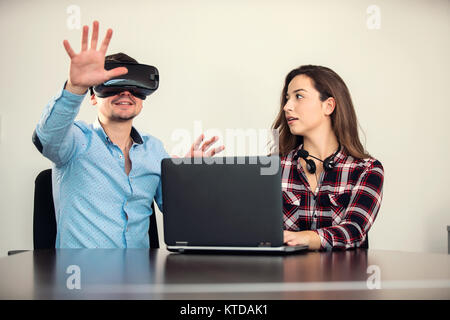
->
[0, 249, 448, 299]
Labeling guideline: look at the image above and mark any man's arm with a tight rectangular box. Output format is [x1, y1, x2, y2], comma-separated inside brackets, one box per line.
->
[33, 84, 86, 165]
[34, 20, 127, 165]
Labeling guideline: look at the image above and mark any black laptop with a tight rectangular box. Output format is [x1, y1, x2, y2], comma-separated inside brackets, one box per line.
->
[161, 156, 307, 253]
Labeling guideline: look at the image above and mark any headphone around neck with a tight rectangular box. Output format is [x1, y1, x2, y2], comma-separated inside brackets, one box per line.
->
[294, 143, 341, 174]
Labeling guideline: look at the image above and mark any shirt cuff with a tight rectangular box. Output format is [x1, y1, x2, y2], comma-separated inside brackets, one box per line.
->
[315, 229, 333, 251]
[52, 81, 86, 114]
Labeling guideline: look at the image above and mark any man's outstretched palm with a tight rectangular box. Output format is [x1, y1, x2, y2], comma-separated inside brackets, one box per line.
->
[63, 21, 127, 94]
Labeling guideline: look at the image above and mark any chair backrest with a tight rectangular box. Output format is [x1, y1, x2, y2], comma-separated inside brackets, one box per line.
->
[33, 169, 57, 249]
[33, 169, 159, 249]
[360, 235, 369, 249]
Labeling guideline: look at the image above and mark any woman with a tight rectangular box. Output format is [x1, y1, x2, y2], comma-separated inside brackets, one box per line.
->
[272, 65, 384, 251]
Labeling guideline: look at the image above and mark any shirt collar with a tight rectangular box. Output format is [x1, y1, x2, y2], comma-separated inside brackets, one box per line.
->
[333, 146, 346, 164]
[130, 127, 144, 145]
[93, 118, 144, 145]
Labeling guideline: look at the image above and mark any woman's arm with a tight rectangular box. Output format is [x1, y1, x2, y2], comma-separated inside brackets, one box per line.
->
[284, 230, 321, 250]
[283, 160, 384, 250]
[316, 160, 384, 250]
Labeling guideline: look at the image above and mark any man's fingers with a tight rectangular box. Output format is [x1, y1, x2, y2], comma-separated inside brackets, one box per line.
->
[188, 135, 223, 157]
[191, 134, 204, 152]
[63, 40, 76, 59]
[99, 28, 113, 55]
[90, 20, 99, 50]
[206, 145, 225, 157]
[81, 25, 89, 51]
[201, 136, 218, 152]
[105, 67, 128, 79]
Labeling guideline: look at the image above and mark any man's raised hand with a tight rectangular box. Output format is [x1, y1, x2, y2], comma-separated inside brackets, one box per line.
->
[63, 21, 127, 95]
[185, 134, 225, 158]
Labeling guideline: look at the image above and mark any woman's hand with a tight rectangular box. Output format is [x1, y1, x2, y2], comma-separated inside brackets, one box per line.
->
[63, 20, 128, 95]
[283, 230, 321, 250]
[184, 134, 225, 158]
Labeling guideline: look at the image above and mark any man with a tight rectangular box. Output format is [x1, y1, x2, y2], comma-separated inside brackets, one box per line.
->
[33, 21, 223, 248]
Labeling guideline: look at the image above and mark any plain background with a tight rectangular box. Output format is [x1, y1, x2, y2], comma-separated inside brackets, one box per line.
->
[0, 0, 449, 257]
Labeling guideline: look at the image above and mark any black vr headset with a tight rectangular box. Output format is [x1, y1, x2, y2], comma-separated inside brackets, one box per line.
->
[91, 62, 159, 100]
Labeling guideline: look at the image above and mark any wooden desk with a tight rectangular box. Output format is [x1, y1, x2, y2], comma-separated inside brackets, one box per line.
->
[0, 249, 448, 299]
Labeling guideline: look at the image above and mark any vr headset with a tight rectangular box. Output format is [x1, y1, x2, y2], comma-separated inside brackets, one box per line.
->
[91, 62, 159, 100]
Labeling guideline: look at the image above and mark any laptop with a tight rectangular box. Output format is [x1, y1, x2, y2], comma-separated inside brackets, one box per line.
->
[161, 156, 307, 253]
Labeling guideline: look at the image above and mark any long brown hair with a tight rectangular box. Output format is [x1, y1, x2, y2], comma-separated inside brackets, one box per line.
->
[271, 65, 370, 159]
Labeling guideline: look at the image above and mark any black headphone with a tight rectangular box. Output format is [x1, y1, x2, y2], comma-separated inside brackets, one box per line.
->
[294, 143, 341, 174]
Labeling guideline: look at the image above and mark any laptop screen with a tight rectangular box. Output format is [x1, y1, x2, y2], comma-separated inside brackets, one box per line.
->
[161, 156, 283, 247]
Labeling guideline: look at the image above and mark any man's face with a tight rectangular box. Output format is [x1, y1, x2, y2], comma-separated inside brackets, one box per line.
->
[91, 90, 144, 122]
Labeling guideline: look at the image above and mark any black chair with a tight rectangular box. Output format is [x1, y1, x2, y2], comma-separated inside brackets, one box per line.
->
[33, 169, 160, 249]
[360, 235, 369, 249]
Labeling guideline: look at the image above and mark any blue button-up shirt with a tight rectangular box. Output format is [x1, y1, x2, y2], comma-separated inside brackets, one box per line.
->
[35, 84, 169, 248]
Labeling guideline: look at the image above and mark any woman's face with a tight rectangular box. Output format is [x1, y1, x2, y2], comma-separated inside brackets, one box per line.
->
[283, 75, 334, 137]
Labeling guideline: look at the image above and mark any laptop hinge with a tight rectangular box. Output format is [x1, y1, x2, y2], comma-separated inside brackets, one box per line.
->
[175, 241, 188, 246]
[258, 241, 271, 247]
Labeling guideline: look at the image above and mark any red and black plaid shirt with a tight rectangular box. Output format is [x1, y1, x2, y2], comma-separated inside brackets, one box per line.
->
[281, 144, 384, 251]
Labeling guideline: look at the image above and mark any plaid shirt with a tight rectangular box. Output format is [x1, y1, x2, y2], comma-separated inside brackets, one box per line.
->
[281, 144, 384, 251]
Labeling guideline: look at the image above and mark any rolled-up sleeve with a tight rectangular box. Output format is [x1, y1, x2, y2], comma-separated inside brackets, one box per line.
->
[315, 160, 384, 250]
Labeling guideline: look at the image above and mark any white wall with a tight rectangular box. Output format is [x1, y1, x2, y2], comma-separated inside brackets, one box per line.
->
[0, 0, 449, 257]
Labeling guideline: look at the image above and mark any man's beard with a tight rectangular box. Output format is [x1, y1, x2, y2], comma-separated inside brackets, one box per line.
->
[109, 112, 137, 122]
